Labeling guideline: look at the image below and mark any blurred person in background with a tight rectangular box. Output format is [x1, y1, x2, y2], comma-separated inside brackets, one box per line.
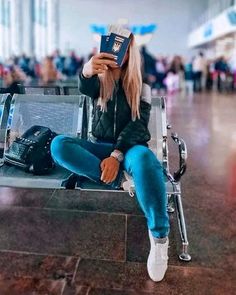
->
[18, 53, 30, 75]
[27, 56, 40, 79]
[53, 49, 65, 74]
[64, 50, 79, 77]
[3, 65, 27, 95]
[169, 55, 185, 90]
[193, 51, 207, 92]
[40, 56, 59, 85]
[0, 63, 4, 87]
[141, 46, 156, 88]
[164, 70, 180, 94]
[155, 56, 167, 94]
[228, 53, 236, 91]
[214, 56, 230, 92]
[184, 58, 194, 96]
[163, 55, 183, 94]
[205, 60, 215, 91]
[88, 47, 98, 60]
[0, 63, 4, 78]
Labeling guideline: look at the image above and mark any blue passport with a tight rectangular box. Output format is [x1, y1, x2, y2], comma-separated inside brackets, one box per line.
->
[100, 33, 131, 67]
[100, 35, 110, 52]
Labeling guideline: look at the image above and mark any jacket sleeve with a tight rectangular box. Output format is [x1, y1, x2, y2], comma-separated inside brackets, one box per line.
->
[114, 83, 152, 154]
[78, 72, 100, 99]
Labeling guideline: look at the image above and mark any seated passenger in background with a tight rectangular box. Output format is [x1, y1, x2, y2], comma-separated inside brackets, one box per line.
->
[51, 28, 170, 282]
[3, 65, 27, 95]
[40, 56, 60, 85]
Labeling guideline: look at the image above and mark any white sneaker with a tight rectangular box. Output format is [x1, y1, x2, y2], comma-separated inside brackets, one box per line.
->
[147, 230, 169, 282]
[122, 171, 135, 197]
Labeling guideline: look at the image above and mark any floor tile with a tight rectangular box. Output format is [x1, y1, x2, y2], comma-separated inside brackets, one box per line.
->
[47, 189, 143, 215]
[73, 259, 236, 295]
[0, 187, 55, 208]
[63, 285, 90, 295]
[0, 251, 78, 281]
[0, 207, 126, 261]
[88, 289, 154, 295]
[0, 277, 66, 295]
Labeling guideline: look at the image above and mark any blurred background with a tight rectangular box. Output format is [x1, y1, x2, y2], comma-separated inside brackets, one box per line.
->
[0, 0, 236, 95]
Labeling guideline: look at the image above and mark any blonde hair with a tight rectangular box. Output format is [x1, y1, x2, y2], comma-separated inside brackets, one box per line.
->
[98, 34, 142, 120]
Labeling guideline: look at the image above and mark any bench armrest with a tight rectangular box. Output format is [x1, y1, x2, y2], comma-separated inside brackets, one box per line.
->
[171, 132, 187, 182]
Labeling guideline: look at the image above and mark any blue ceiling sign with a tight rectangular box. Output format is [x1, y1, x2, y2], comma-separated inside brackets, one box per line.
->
[90, 25, 107, 35]
[90, 24, 157, 36]
[130, 24, 157, 35]
[228, 10, 236, 25]
[203, 23, 213, 38]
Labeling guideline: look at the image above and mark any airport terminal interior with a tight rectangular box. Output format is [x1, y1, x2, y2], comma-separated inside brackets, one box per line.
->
[0, 0, 236, 294]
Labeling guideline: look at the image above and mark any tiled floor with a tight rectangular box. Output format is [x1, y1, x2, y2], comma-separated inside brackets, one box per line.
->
[0, 92, 236, 294]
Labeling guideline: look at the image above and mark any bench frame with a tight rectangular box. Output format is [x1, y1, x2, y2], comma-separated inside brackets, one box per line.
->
[0, 92, 191, 262]
[74, 95, 191, 262]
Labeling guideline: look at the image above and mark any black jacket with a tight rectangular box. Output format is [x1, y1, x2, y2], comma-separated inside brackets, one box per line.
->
[78, 73, 151, 154]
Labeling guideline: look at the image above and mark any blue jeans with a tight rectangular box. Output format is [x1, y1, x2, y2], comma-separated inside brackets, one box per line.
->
[51, 135, 170, 238]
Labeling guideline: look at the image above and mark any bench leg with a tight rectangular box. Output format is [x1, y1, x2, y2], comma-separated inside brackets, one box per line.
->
[167, 193, 175, 213]
[174, 192, 191, 262]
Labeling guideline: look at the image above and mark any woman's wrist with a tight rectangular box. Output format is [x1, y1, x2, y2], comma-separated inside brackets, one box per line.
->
[82, 67, 92, 78]
[110, 149, 124, 162]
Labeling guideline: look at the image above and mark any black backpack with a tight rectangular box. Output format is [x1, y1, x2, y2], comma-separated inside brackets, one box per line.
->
[4, 125, 57, 175]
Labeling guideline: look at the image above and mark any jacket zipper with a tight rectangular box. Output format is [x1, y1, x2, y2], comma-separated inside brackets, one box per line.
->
[113, 84, 118, 138]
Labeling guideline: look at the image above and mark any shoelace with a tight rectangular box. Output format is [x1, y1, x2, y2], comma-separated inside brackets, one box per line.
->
[128, 186, 135, 197]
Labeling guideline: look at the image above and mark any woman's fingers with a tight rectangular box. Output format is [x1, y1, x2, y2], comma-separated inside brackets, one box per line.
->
[98, 52, 116, 60]
[94, 69, 106, 74]
[94, 64, 108, 70]
[100, 157, 120, 184]
[101, 167, 116, 183]
[109, 171, 118, 183]
[94, 59, 118, 67]
[101, 168, 112, 183]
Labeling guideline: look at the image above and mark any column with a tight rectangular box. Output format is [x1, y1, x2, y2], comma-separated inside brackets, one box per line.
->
[10, 0, 23, 56]
[0, 0, 11, 60]
[34, 0, 48, 59]
[0, 0, 5, 60]
[46, 0, 59, 55]
[22, 0, 34, 56]
[3, 0, 10, 58]
[34, 0, 41, 58]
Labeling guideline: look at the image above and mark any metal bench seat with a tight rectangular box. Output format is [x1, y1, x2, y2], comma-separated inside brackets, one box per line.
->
[0, 94, 87, 189]
[0, 164, 70, 188]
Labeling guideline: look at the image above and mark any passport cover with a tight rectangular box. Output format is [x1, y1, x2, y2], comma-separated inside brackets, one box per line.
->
[100, 35, 110, 52]
[100, 33, 131, 66]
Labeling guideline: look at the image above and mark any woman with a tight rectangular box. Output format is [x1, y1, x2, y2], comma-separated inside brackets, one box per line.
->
[51, 32, 170, 282]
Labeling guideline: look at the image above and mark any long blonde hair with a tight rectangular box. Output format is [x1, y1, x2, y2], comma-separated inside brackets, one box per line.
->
[98, 34, 142, 120]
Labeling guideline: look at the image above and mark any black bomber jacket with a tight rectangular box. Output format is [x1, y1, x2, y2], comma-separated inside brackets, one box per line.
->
[78, 73, 152, 154]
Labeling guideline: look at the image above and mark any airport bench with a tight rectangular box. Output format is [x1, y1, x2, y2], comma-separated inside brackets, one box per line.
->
[0, 93, 191, 261]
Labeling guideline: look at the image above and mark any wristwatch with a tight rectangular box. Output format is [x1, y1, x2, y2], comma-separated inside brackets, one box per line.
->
[110, 150, 124, 162]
